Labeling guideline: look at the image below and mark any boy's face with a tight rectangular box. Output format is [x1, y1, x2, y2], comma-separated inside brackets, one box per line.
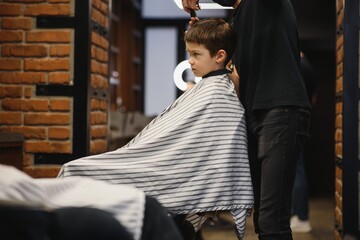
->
[186, 42, 222, 77]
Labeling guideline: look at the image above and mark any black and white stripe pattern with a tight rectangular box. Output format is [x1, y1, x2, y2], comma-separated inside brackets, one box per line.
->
[0, 164, 145, 240]
[59, 74, 254, 238]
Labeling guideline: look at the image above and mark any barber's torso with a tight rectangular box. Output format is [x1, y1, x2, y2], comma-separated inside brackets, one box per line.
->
[231, 0, 311, 116]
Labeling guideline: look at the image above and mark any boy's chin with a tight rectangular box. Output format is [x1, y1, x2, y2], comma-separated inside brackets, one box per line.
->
[195, 72, 208, 78]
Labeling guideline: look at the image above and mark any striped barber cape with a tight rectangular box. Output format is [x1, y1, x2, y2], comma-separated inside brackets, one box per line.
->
[59, 71, 254, 238]
[0, 164, 145, 240]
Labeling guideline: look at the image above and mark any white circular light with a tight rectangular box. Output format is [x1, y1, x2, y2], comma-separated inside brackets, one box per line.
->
[173, 60, 202, 91]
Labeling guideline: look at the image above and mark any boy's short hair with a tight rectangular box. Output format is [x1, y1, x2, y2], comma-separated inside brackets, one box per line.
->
[184, 18, 237, 65]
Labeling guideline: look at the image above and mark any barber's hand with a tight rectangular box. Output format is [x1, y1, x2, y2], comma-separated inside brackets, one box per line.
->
[188, 16, 199, 28]
[182, 0, 201, 13]
[182, 0, 200, 28]
[227, 64, 240, 98]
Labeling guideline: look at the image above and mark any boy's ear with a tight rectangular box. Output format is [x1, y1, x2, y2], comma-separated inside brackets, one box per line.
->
[216, 49, 227, 63]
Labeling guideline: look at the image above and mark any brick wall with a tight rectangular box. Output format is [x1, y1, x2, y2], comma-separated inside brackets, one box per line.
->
[335, 0, 344, 238]
[0, 0, 110, 177]
[90, 0, 109, 154]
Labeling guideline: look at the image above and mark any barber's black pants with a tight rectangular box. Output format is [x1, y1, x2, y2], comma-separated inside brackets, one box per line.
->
[248, 107, 311, 240]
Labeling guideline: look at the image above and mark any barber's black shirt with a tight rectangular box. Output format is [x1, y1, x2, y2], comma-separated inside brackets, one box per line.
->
[231, 0, 311, 115]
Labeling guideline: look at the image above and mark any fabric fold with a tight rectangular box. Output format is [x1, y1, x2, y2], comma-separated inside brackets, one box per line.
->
[59, 73, 254, 238]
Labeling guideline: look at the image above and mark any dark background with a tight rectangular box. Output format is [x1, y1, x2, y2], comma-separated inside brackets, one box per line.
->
[291, 0, 336, 196]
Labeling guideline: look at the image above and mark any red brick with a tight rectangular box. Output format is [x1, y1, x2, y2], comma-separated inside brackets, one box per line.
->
[91, 45, 108, 62]
[91, 32, 101, 46]
[90, 98, 100, 110]
[24, 58, 70, 71]
[336, 34, 343, 50]
[335, 178, 342, 195]
[2, 99, 49, 111]
[24, 87, 33, 98]
[2, 44, 48, 57]
[337, 9, 343, 29]
[336, 63, 343, 78]
[0, 72, 46, 84]
[49, 45, 70, 57]
[99, 35, 109, 50]
[49, 127, 70, 140]
[0, 58, 22, 70]
[335, 206, 343, 225]
[336, 77, 343, 93]
[334, 129, 342, 142]
[24, 4, 71, 16]
[24, 141, 71, 153]
[1, 99, 21, 111]
[90, 125, 107, 139]
[100, 1, 109, 15]
[0, 112, 22, 125]
[49, 99, 71, 111]
[91, 61, 108, 77]
[48, 72, 70, 84]
[101, 63, 108, 76]
[91, 74, 109, 89]
[0, 3, 23, 16]
[91, 8, 107, 29]
[335, 142, 342, 158]
[26, 30, 71, 43]
[335, 114, 342, 128]
[5, 0, 45, 2]
[335, 102, 342, 114]
[90, 98, 106, 111]
[1, 17, 32, 30]
[92, 0, 102, 11]
[91, 32, 109, 49]
[26, 99, 49, 111]
[0, 126, 47, 139]
[49, 0, 70, 2]
[91, 60, 99, 73]
[24, 113, 70, 125]
[336, 46, 343, 64]
[335, 166, 342, 179]
[90, 112, 107, 125]
[0, 86, 23, 98]
[0, 30, 23, 42]
[99, 100, 108, 110]
[339, 0, 344, 12]
[22, 126, 47, 139]
[90, 139, 107, 154]
[23, 165, 62, 178]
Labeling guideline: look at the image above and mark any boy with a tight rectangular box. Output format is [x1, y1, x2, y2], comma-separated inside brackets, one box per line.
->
[185, 18, 240, 95]
[60, 19, 253, 239]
